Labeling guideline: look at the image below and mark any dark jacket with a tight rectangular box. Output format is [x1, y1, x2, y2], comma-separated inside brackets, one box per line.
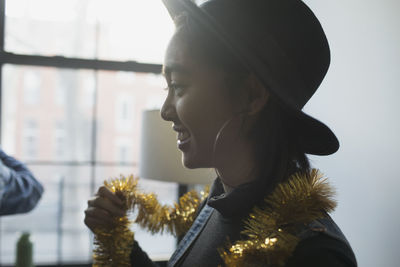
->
[131, 177, 357, 267]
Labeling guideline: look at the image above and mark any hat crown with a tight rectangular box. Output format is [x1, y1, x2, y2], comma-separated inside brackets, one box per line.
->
[200, 0, 331, 110]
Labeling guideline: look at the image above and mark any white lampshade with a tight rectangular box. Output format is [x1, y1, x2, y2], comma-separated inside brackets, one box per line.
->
[139, 109, 215, 185]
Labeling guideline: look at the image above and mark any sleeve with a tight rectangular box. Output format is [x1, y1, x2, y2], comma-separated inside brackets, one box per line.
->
[285, 234, 357, 267]
[130, 240, 159, 267]
[0, 149, 44, 216]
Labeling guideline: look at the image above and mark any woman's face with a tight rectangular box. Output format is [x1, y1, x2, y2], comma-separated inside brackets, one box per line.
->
[161, 34, 243, 169]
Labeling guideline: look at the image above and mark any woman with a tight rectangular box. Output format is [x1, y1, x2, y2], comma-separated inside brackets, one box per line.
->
[84, 0, 357, 266]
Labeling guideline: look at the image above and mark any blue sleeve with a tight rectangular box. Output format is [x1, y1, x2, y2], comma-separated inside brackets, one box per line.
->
[0, 149, 44, 216]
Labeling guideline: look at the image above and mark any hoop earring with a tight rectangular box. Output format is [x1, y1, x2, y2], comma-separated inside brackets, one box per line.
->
[212, 110, 247, 178]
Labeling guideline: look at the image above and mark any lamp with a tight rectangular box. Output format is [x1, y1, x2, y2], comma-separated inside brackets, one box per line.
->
[139, 109, 214, 185]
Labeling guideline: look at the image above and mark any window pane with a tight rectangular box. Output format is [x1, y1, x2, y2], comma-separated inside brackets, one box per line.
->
[96, 71, 167, 163]
[5, 0, 174, 63]
[5, 0, 96, 59]
[0, 165, 92, 265]
[1, 64, 95, 162]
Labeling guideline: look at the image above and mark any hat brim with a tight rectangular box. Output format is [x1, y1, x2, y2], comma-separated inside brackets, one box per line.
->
[291, 110, 339, 155]
[162, 0, 339, 155]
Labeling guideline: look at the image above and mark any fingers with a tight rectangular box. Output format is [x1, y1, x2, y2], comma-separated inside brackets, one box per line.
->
[84, 186, 126, 233]
[84, 216, 111, 232]
[92, 186, 125, 216]
[97, 186, 124, 207]
[84, 207, 115, 232]
[85, 207, 114, 223]
[87, 196, 125, 217]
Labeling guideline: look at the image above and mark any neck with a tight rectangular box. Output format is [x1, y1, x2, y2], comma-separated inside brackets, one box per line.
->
[216, 145, 260, 188]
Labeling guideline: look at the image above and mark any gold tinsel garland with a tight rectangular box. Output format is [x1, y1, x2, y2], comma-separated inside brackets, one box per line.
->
[134, 187, 209, 236]
[219, 169, 337, 267]
[93, 169, 335, 267]
[92, 175, 137, 267]
[92, 175, 209, 266]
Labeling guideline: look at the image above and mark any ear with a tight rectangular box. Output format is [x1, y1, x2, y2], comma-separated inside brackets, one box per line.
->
[246, 74, 270, 115]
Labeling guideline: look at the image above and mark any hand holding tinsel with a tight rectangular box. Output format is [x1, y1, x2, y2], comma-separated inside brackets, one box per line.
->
[91, 175, 209, 266]
[92, 176, 138, 267]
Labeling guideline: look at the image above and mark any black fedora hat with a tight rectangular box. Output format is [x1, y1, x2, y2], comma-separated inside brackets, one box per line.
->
[162, 0, 339, 155]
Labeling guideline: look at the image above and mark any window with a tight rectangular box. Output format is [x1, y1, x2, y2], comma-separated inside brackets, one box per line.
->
[0, 0, 177, 265]
[54, 121, 66, 159]
[23, 71, 41, 105]
[5, 0, 174, 63]
[82, 77, 95, 108]
[115, 93, 134, 132]
[115, 137, 132, 163]
[3, 65, 95, 163]
[23, 119, 38, 159]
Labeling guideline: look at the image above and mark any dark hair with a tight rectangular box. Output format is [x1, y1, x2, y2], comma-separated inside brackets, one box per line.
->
[173, 14, 310, 186]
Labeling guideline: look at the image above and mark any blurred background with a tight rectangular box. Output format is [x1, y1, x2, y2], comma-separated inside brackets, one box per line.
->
[0, 0, 398, 266]
[303, 1, 400, 267]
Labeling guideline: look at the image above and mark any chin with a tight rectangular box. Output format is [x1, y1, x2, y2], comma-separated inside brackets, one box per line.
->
[182, 157, 199, 169]
[181, 153, 210, 169]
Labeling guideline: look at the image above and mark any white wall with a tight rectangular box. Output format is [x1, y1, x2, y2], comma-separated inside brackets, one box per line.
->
[303, 1, 400, 266]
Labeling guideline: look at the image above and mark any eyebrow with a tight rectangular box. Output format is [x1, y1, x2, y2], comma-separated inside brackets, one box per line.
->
[162, 63, 191, 77]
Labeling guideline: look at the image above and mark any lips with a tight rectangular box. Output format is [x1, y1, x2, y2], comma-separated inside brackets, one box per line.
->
[173, 125, 191, 148]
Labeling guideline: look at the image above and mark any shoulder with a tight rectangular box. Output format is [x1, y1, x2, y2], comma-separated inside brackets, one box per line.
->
[285, 216, 357, 267]
[286, 233, 357, 267]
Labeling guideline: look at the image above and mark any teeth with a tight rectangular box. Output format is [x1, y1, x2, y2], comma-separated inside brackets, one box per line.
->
[178, 131, 190, 141]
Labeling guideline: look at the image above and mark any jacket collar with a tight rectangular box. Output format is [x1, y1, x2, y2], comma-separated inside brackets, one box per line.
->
[207, 176, 269, 218]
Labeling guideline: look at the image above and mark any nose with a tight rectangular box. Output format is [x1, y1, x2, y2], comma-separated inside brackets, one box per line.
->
[160, 93, 175, 122]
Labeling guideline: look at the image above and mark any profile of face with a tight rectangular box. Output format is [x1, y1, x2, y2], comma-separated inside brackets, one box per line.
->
[161, 34, 245, 169]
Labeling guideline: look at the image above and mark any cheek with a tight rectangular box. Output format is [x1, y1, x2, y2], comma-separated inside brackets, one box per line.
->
[175, 69, 237, 148]
[176, 91, 233, 147]
[175, 95, 208, 133]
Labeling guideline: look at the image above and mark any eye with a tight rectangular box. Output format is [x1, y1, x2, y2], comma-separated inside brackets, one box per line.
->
[169, 83, 187, 97]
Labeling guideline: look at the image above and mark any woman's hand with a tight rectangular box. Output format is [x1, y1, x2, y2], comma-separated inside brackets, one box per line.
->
[84, 185, 126, 233]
